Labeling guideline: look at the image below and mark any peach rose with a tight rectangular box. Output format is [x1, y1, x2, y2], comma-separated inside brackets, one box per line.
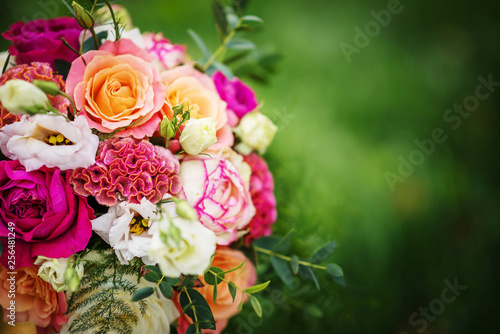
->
[66, 39, 165, 138]
[0, 264, 67, 334]
[160, 65, 228, 132]
[176, 248, 256, 333]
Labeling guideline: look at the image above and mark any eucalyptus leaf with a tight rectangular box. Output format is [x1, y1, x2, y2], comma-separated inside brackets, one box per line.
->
[244, 280, 271, 294]
[131, 287, 154, 302]
[310, 242, 337, 264]
[270, 256, 295, 289]
[228, 282, 237, 302]
[226, 39, 256, 50]
[250, 296, 262, 317]
[326, 263, 344, 277]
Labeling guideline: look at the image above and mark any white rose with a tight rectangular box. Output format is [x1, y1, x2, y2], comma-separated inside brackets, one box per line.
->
[233, 111, 277, 155]
[179, 118, 217, 155]
[34, 256, 84, 292]
[0, 79, 51, 115]
[0, 114, 99, 171]
[148, 200, 216, 277]
[92, 197, 160, 265]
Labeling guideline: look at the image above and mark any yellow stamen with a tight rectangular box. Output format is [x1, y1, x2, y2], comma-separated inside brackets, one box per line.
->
[56, 134, 64, 143]
[48, 136, 57, 145]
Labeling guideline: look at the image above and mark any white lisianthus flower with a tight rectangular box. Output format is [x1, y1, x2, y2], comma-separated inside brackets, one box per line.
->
[92, 197, 160, 265]
[148, 198, 216, 277]
[0, 79, 51, 115]
[0, 114, 99, 171]
[34, 256, 84, 292]
[179, 118, 217, 155]
[233, 111, 278, 155]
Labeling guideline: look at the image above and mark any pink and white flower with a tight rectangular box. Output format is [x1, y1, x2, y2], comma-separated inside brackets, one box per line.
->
[144, 32, 186, 72]
[0, 114, 99, 171]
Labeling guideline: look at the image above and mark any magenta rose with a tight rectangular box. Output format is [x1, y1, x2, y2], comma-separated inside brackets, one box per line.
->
[2, 17, 83, 69]
[0, 160, 94, 269]
[243, 153, 277, 243]
[213, 71, 258, 123]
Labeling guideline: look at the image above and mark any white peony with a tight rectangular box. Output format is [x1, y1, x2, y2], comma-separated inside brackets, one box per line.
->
[233, 111, 277, 155]
[0, 114, 99, 171]
[179, 118, 217, 155]
[34, 256, 84, 292]
[92, 197, 160, 265]
[0, 79, 51, 115]
[148, 199, 216, 277]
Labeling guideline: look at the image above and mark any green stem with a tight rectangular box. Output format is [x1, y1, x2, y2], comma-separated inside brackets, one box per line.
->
[59, 92, 79, 117]
[102, 0, 121, 41]
[62, 38, 82, 57]
[89, 26, 99, 50]
[253, 246, 327, 270]
[48, 107, 71, 122]
[202, 19, 242, 71]
[182, 287, 200, 333]
[208, 269, 247, 294]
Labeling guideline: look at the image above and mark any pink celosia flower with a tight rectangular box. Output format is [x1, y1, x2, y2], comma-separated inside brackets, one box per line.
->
[179, 149, 255, 245]
[0, 62, 69, 128]
[70, 138, 182, 206]
[143, 32, 186, 72]
[243, 153, 277, 243]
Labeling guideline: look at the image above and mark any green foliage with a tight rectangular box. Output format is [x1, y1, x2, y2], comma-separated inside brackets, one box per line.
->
[66, 251, 146, 334]
[180, 288, 216, 333]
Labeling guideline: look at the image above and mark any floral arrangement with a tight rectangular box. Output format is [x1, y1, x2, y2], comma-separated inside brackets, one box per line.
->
[0, 1, 345, 333]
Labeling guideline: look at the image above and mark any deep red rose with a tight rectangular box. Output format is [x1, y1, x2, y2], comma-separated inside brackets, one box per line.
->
[2, 17, 83, 70]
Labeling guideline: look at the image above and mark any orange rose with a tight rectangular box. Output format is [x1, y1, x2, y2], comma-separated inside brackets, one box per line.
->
[160, 65, 228, 131]
[176, 247, 257, 333]
[66, 39, 166, 138]
[0, 264, 67, 334]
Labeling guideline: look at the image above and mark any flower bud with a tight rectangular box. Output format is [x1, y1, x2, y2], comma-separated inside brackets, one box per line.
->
[179, 118, 217, 155]
[72, 1, 95, 30]
[176, 200, 199, 222]
[35, 256, 84, 292]
[33, 79, 61, 96]
[159, 116, 176, 140]
[64, 265, 83, 292]
[0, 79, 51, 115]
[233, 111, 277, 155]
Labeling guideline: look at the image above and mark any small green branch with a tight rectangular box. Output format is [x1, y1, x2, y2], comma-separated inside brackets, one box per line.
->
[253, 246, 327, 270]
[102, 0, 121, 41]
[202, 18, 242, 71]
[182, 287, 200, 333]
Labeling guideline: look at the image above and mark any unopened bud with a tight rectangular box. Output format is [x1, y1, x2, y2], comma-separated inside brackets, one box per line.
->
[176, 200, 198, 221]
[33, 80, 61, 96]
[64, 266, 82, 292]
[72, 1, 95, 29]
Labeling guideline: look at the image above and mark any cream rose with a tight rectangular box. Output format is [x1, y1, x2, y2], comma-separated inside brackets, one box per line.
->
[179, 117, 217, 155]
[35, 256, 84, 293]
[233, 111, 277, 155]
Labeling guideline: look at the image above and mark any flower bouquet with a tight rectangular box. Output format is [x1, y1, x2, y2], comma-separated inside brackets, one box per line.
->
[0, 1, 345, 333]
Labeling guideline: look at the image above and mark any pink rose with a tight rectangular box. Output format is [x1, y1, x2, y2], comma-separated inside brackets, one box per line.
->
[0, 264, 68, 333]
[2, 17, 83, 70]
[0, 160, 94, 269]
[180, 150, 255, 245]
[143, 32, 186, 72]
[65, 39, 165, 138]
[213, 71, 258, 122]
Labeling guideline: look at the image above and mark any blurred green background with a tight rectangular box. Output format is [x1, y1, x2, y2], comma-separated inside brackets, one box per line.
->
[1, 0, 499, 333]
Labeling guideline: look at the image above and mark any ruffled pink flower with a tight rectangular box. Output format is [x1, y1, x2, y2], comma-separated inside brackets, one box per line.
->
[0, 160, 94, 269]
[213, 71, 258, 122]
[65, 39, 165, 138]
[70, 137, 181, 206]
[143, 32, 186, 72]
[243, 153, 277, 243]
[0, 264, 68, 333]
[0, 62, 69, 128]
[180, 153, 255, 245]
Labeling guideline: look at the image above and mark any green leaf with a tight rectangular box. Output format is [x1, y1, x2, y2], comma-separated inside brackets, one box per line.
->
[306, 305, 324, 318]
[253, 236, 281, 251]
[250, 296, 262, 317]
[310, 242, 337, 264]
[273, 229, 295, 252]
[228, 282, 237, 302]
[213, 0, 228, 36]
[185, 324, 199, 334]
[159, 280, 174, 299]
[332, 275, 347, 287]
[290, 255, 299, 274]
[204, 267, 225, 285]
[223, 261, 244, 274]
[244, 280, 271, 294]
[178, 275, 198, 289]
[226, 12, 240, 29]
[241, 15, 264, 23]
[179, 288, 215, 323]
[226, 39, 256, 50]
[188, 29, 212, 60]
[270, 256, 295, 289]
[165, 277, 182, 286]
[81, 30, 108, 53]
[232, 0, 250, 14]
[206, 61, 233, 78]
[53, 59, 72, 81]
[144, 271, 161, 283]
[131, 287, 154, 302]
[299, 266, 320, 291]
[326, 263, 344, 277]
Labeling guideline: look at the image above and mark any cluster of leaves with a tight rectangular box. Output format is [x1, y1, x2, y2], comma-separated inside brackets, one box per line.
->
[204, 264, 270, 317]
[188, 0, 281, 83]
[66, 250, 146, 334]
[253, 230, 346, 290]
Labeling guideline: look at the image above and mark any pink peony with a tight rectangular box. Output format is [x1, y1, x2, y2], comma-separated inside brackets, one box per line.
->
[243, 153, 277, 243]
[0, 160, 94, 269]
[179, 150, 255, 245]
[65, 39, 165, 138]
[0, 62, 69, 128]
[2, 17, 83, 70]
[0, 264, 68, 334]
[70, 137, 182, 206]
[143, 32, 186, 72]
[213, 71, 258, 122]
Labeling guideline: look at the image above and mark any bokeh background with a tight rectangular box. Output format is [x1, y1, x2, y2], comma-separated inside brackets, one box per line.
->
[1, 0, 499, 333]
